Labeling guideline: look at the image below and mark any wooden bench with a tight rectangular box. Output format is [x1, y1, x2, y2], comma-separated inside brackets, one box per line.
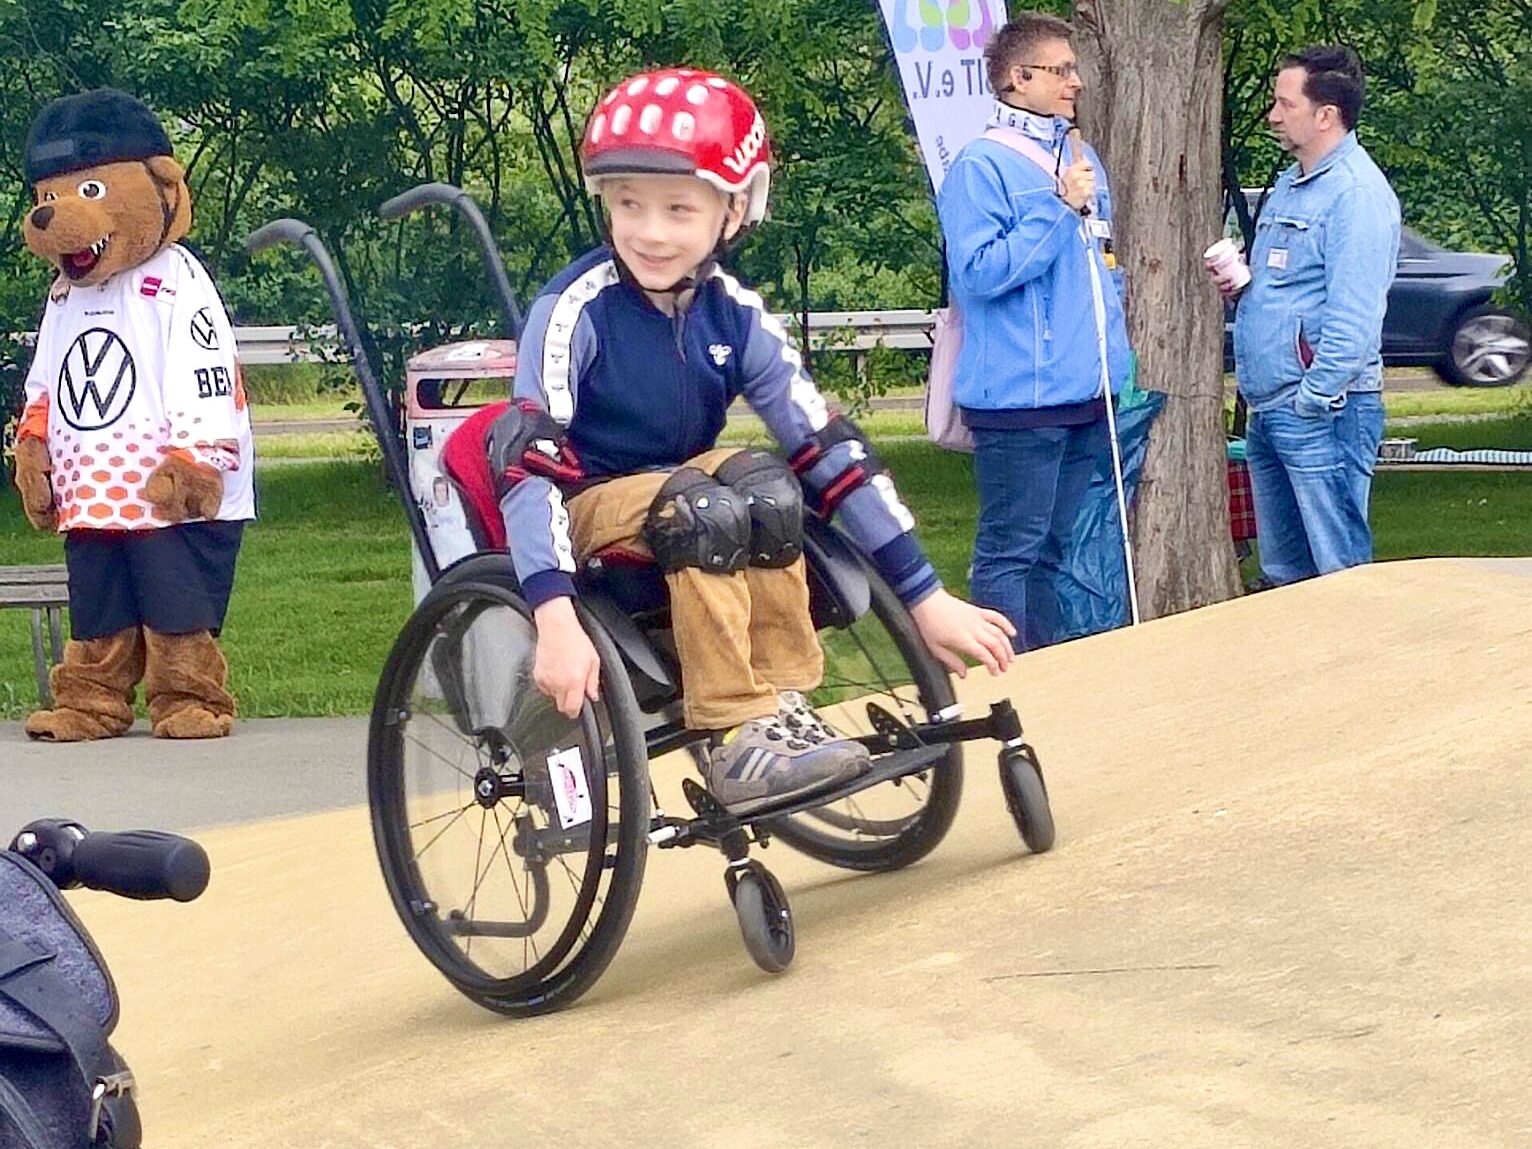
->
[0, 565, 68, 707]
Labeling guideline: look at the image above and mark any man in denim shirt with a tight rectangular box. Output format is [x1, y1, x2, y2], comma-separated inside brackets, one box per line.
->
[1214, 46, 1400, 585]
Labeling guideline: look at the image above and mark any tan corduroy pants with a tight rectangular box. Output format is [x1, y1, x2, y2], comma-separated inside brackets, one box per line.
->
[566, 448, 824, 730]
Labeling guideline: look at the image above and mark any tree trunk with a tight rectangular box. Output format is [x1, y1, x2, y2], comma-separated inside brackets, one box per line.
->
[1073, 0, 1242, 618]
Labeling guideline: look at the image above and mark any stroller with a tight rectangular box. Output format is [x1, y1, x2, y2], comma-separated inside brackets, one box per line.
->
[0, 821, 209, 1149]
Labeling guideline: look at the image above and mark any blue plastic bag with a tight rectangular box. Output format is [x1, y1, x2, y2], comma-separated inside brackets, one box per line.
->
[1055, 385, 1165, 641]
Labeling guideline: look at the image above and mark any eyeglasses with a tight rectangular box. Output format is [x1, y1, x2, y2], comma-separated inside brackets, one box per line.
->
[1019, 62, 1079, 79]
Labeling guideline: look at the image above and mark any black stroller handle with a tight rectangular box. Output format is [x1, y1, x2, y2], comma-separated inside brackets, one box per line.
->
[10, 820, 210, 902]
[378, 182, 525, 336]
[244, 216, 441, 581]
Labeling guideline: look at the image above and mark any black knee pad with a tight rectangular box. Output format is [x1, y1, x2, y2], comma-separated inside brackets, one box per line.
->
[714, 449, 804, 569]
[643, 467, 751, 574]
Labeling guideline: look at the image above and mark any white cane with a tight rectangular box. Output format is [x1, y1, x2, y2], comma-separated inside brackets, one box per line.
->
[1068, 127, 1141, 627]
[1101, 384, 1141, 626]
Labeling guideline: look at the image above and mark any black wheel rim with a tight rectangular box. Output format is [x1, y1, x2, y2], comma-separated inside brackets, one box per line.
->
[370, 585, 630, 998]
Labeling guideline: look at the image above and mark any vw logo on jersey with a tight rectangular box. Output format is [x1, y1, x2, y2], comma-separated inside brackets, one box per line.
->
[58, 328, 136, 431]
[189, 307, 220, 351]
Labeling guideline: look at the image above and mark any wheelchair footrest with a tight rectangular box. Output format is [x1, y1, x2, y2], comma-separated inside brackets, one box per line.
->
[742, 742, 950, 824]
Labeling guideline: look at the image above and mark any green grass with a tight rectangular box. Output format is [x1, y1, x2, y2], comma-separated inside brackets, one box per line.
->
[1383, 382, 1532, 420]
[1371, 471, 1532, 558]
[256, 429, 377, 459]
[2, 442, 1527, 719]
[243, 362, 355, 408]
[1385, 415, 1532, 451]
[248, 399, 356, 423]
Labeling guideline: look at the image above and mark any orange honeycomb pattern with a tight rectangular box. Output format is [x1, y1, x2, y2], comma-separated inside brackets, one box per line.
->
[51, 420, 175, 530]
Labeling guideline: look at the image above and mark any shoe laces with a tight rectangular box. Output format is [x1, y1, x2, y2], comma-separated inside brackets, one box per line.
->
[755, 714, 811, 752]
[777, 691, 836, 744]
[716, 714, 811, 757]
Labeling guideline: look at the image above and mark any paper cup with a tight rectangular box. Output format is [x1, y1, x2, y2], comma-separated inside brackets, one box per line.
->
[1204, 238, 1251, 289]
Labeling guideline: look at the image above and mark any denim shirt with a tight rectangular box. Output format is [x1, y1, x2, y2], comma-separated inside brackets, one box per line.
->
[1232, 132, 1400, 415]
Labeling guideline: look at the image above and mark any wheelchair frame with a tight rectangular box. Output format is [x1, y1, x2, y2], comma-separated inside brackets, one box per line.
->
[247, 187, 1054, 1014]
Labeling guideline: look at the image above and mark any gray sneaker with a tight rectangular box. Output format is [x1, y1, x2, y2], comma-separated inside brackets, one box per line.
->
[706, 715, 870, 815]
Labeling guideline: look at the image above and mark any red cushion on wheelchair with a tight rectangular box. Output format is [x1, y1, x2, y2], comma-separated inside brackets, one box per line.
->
[439, 402, 510, 550]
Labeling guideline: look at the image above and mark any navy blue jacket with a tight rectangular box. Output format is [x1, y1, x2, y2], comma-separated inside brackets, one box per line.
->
[503, 247, 938, 609]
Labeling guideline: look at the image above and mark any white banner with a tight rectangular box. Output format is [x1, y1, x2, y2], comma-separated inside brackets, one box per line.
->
[877, 0, 1009, 193]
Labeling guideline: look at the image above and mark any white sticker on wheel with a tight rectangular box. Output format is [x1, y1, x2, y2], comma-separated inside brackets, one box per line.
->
[548, 746, 593, 829]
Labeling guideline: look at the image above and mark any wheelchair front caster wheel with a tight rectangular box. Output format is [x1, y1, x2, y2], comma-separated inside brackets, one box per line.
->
[726, 861, 795, 973]
[1000, 745, 1055, 854]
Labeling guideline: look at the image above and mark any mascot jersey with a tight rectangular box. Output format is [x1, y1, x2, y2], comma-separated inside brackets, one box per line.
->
[22, 242, 255, 530]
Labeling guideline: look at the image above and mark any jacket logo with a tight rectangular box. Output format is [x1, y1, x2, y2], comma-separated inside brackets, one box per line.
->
[58, 328, 136, 431]
[189, 307, 220, 351]
[140, 275, 177, 303]
[721, 114, 767, 176]
[708, 343, 732, 367]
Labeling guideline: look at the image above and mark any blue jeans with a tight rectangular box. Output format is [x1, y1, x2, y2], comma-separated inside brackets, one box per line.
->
[1245, 392, 1385, 585]
[970, 420, 1109, 652]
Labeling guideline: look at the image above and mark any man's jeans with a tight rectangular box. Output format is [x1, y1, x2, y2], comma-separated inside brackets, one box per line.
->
[970, 420, 1108, 652]
[1245, 392, 1385, 585]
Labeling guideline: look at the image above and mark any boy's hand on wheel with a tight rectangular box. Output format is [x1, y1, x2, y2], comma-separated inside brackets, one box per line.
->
[532, 597, 602, 718]
[909, 589, 1016, 678]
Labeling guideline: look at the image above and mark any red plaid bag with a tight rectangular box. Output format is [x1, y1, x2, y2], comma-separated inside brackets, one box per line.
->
[1227, 458, 1257, 541]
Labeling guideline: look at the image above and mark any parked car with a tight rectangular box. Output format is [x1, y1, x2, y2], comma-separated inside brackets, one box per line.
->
[1225, 191, 1530, 387]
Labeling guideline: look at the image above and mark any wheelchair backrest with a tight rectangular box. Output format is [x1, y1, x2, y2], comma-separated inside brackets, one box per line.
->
[404, 341, 517, 599]
[438, 402, 511, 552]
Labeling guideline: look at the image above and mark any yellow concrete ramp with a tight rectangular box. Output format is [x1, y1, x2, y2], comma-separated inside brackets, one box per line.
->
[76, 560, 1531, 1148]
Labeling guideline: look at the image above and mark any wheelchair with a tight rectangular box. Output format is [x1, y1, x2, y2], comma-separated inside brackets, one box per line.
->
[248, 186, 1054, 1016]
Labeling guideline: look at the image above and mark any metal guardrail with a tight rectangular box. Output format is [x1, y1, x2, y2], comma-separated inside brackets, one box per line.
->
[228, 311, 939, 365]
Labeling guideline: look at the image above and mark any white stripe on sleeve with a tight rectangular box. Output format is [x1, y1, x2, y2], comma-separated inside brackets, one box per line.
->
[541, 260, 621, 424]
[711, 268, 829, 431]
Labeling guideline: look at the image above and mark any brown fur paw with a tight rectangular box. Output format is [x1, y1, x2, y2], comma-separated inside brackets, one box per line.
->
[13, 436, 57, 530]
[24, 707, 128, 742]
[143, 453, 224, 521]
[152, 707, 234, 739]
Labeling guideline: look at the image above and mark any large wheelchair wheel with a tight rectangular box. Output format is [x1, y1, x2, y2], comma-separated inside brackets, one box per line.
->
[368, 563, 650, 1015]
[768, 556, 963, 872]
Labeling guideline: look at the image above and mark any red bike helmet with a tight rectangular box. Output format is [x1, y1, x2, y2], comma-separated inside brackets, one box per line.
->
[582, 68, 772, 226]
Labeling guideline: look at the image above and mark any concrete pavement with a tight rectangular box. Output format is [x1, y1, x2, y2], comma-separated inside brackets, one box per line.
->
[4, 716, 367, 831]
[4, 558, 1529, 1148]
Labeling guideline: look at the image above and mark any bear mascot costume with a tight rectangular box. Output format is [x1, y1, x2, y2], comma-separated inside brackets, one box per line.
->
[12, 89, 254, 741]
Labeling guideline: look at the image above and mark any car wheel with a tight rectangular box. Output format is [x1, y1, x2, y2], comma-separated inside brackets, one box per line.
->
[1435, 305, 1531, 387]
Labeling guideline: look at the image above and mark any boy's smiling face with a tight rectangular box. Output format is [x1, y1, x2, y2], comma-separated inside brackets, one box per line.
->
[604, 174, 745, 293]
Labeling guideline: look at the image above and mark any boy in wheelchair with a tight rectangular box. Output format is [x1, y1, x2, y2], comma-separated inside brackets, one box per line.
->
[486, 68, 1014, 814]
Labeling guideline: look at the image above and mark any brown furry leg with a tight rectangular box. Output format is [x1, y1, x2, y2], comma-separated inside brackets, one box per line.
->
[25, 627, 146, 742]
[143, 629, 236, 739]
